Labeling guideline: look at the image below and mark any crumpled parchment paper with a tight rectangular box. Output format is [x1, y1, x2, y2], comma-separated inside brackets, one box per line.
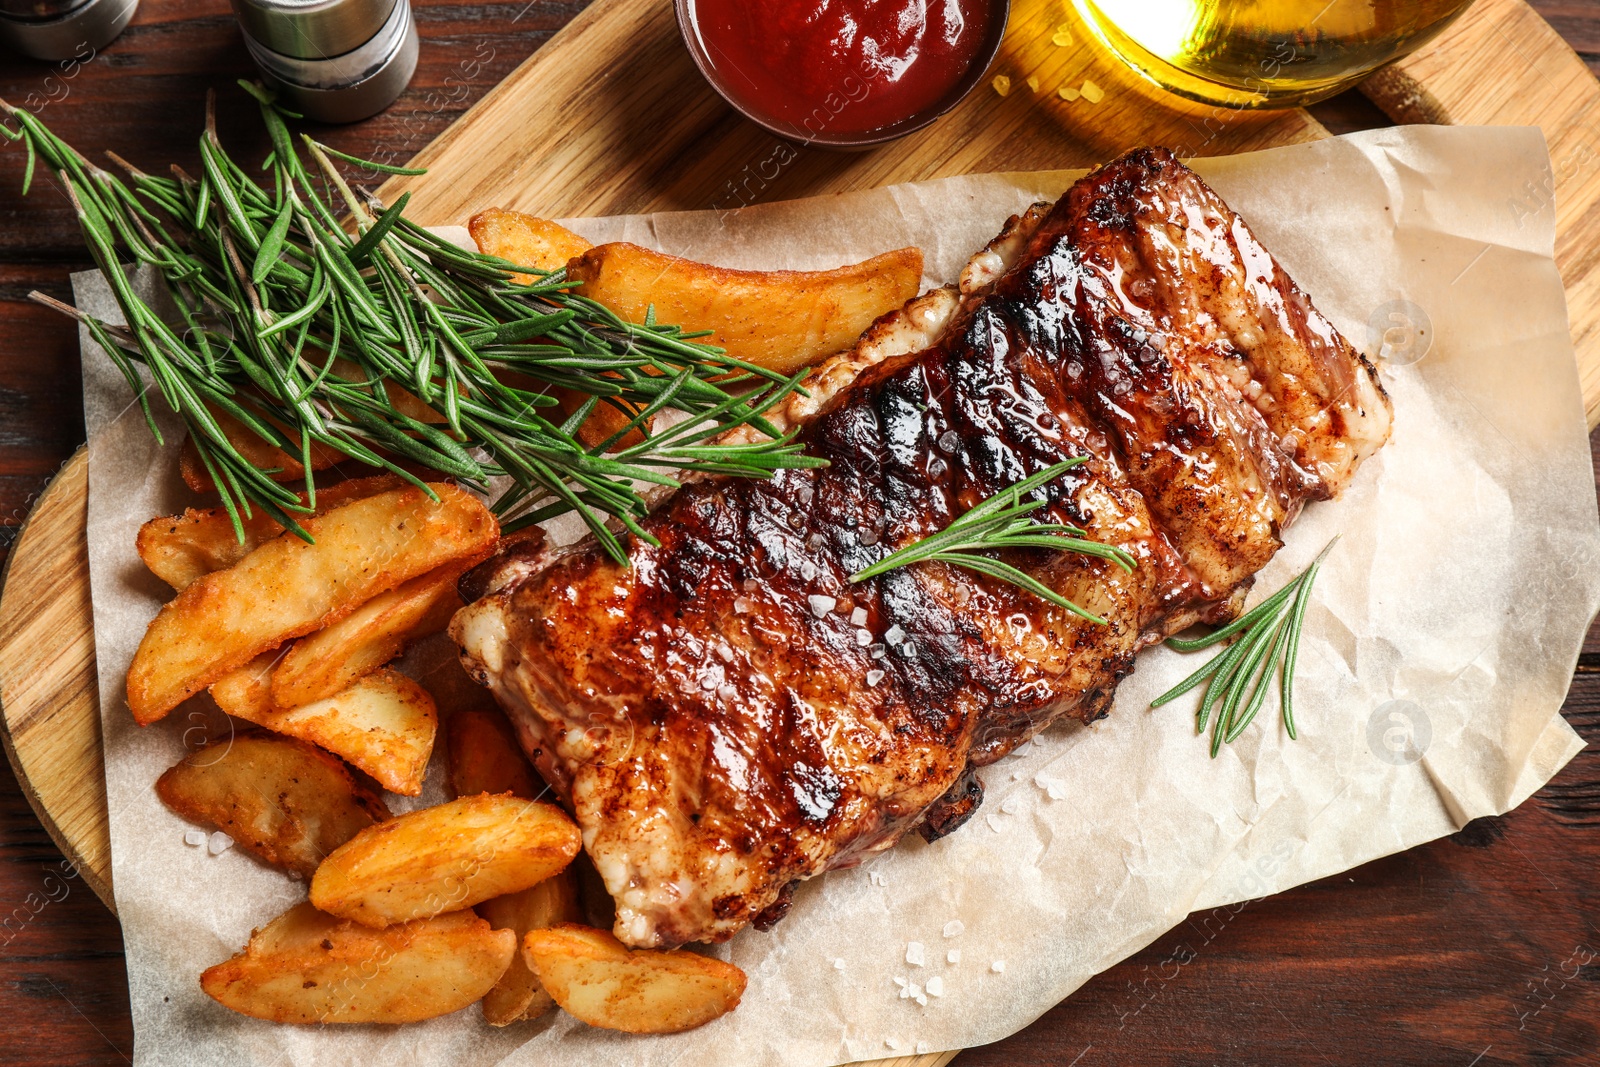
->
[74, 125, 1597, 1067]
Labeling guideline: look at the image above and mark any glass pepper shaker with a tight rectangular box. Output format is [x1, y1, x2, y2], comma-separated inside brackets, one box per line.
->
[0, 0, 137, 62]
[230, 0, 418, 124]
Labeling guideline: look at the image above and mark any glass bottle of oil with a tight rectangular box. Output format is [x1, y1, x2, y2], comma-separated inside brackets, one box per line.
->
[1072, 0, 1477, 108]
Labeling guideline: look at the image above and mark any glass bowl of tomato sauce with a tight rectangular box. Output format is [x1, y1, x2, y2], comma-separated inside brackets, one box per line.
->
[676, 0, 1010, 149]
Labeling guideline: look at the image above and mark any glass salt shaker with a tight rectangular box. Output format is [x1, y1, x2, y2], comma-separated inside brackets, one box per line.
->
[0, 0, 137, 62]
[230, 0, 418, 124]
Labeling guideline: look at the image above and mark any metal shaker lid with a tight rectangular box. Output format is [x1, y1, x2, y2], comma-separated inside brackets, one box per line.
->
[227, 0, 396, 60]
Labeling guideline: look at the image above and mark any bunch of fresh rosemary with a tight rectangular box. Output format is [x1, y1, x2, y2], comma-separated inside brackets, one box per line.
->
[1152, 540, 1335, 755]
[1, 82, 821, 563]
[849, 458, 1137, 624]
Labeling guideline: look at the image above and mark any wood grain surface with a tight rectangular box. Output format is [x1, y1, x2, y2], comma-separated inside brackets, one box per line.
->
[0, 1, 1597, 1064]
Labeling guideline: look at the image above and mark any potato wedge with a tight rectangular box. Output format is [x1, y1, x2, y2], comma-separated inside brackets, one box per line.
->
[478, 872, 582, 1025]
[179, 371, 449, 492]
[201, 901, 514, 1024]
[467, 209, 648, 450]
[179, 404, 347, 493]
[566, 243, 923, 375]
[522, 924, 746, 1033]
[310, 793, 581, 928]
[128, 482, 497, 724]
[448, 707, 540, 800]
[212, 662, 438, 796]
[468, 208, 593, 281]
[269, 559, 470, 710]
[138, 475, 403, 591]
[156, 732, 389, 877]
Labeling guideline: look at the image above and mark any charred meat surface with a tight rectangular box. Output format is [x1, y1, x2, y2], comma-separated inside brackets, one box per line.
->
[452, 148, 1392, 949]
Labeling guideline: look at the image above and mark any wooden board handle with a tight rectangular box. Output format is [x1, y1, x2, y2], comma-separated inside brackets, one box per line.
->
[1362, 0, 1600, 427]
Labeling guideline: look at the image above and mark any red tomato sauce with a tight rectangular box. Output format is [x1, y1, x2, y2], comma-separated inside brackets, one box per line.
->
[687, 0, 996, 138]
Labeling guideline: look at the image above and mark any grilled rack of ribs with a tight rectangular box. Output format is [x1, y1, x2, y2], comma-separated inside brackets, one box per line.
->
[452, 148, 1393, 949]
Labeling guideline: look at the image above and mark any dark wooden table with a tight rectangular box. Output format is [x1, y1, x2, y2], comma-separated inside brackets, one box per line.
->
[2, 3, 1598, 1064]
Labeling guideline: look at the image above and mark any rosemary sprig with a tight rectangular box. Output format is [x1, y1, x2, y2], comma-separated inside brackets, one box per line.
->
[0, 82, 824, 563]
[1151, 538, 1336, 756]
[847, 458, 1136, 624]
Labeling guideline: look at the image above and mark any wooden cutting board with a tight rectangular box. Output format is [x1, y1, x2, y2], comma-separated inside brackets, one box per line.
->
[1, 1, 1597, 1064]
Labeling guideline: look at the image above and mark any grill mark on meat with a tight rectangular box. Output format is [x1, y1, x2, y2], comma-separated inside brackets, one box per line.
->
[452, 148, 1392, 949]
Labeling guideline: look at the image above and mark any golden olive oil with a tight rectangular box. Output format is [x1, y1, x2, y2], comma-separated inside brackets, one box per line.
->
[1072, 0, 1475, 108]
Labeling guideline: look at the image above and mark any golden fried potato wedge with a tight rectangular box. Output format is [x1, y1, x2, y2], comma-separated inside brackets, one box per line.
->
[212, 662, 438, 796]
[269, 560, 470, 710]
[478, 872, 582, 1025]
[138, 475, 404, 591]
[566, 243, 923, 375]
[328, 357, 447, 425]
[179, 372, 448, 493]
[467, 210, 647, 450]
[448, 707, 540, 800]
[310, 793, 581, 928]
[201, 902, 514, 1024]
[179, 405, 348, 493]
[128, 483, 496, 725]
[469, 208, 593, 281]
[522, 923, 746, 1033]
[156, 733, 389, 877]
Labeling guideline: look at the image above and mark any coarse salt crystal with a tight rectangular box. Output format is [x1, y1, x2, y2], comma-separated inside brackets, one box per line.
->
[742, 578, 758, 592]
[860, 526, 881, 546]
[1001, 795, 1023, 815]
[901, 642, 917, 659]
[928, 457, 948, 479]
[915, 992, 928, 1006]
[716, 642, 734, 662]
[991, 960, 1006, 973]
[808, 594, 837, 618]
[906, 942, 925, 966]
[886, 1037, 903, 1050]
[893, 976, 907, 988]
[938, 430, 960, 453]
[1081, 79, 1105, 104]
[734, 596, 755, 614]
[986, 813, 1004, 833]
[1059, 85, 1081, 101]
[184, 830, 206, 847]
[800, 561, 819, 581]
[208, 831, 234, 855]
[808, 532, 825, 551]
[866, 669, 885, 687]
[899, 985, 911, 1000]
[834, 958, 846, 970]
[870, 643, 887, 659]
[701, 676, 717, 690]
[926, 976, 945, 997]
[1025, 75, 1040, 93]
[948, 949, 962, 964]
[850, 606, 868, 626]
[1034, 773, 1068, 800]
[856, 629, 873, 646]
[885, 624, 906, 645]
[943, 920, 964, 938]
[718, 685, 738, 701]
[907, 982, 923, 999]
[991, 74, 1011, 97]
[1052, 26, 1073, 46]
